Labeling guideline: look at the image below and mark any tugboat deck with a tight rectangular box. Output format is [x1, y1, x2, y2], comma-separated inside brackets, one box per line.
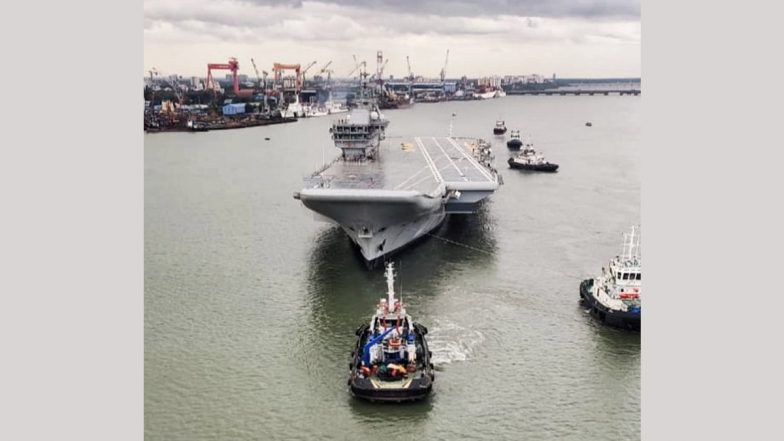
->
[306, 136, 498, 195]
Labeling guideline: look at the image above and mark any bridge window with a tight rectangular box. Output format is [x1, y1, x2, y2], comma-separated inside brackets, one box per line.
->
[636, 273, 641, 280]
[622, 273, 629, 280]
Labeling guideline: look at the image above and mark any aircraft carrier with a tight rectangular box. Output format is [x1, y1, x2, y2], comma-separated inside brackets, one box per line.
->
[294, 100, 501, 265]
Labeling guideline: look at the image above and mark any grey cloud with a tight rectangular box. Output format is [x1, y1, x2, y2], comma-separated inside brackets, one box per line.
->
[144, 0, 640, 48]
[244, 0, 640, 19]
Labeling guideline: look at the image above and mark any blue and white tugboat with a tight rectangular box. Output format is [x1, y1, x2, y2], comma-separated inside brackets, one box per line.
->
[580, 226, 642, 331]
[348, 263, 434, 402]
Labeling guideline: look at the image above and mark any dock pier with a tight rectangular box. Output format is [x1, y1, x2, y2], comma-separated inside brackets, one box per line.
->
[505, 89, 640, 96]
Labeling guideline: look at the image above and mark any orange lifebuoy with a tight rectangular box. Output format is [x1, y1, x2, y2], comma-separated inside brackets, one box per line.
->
[387, 363, 407, 375]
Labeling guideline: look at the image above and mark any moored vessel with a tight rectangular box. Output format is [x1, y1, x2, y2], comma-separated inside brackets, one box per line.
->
[348, 263, 434, 402]
[473, 85, 504, 99]
[580, 226, 642, 331]
[281, 95, 307, 118]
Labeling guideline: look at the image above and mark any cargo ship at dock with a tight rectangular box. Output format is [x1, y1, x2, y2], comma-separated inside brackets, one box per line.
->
[293, 98, 501, 266]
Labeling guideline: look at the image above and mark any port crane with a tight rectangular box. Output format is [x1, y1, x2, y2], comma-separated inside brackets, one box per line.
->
[155, 72, 184, 112]
[372, 50, 389, 92]
[301, 60, 318, 85]
[207, 57, 240, 94]
[251, 58, 271, 111]
[318, 60, 333, 82]
[439, 49, 449, 82]
[370, 59, 388, 82]
[272, 62, 302, 92]
[250, 58, 262, 89]
[376, 51, 384, 78]
[147, 68, 159, 110]
[348, 55, 367, 78]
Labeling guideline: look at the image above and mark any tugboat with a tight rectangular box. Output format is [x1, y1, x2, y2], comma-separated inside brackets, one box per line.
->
[580, 226, 641, 331]
[507, 143, 559, 172]
[348, 263, 434, 402]
[506, 130, 523, 149]
[493, 120, 507, 135]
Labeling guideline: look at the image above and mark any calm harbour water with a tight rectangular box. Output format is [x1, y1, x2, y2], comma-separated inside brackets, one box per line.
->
[145, 95, 640, 440]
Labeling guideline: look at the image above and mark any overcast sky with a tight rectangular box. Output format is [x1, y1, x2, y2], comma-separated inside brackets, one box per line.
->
[144, 0, 640, 79]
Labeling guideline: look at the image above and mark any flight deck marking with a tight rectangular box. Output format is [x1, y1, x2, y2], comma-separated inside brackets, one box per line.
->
[394, 166, 431, 190]
[446, 137, 495, 182]
[430, 137, 467, 181]
[415, 137, 444, 183]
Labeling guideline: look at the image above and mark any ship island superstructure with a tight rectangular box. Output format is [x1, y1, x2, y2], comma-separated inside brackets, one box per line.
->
[294, 100, 501, 264]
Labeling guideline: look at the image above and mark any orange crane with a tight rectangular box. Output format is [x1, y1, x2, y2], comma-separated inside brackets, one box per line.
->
[272, 62, 302, 92]
[207, 57, 240, 94]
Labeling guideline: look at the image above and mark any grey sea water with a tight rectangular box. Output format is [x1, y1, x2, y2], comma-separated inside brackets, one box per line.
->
[145, 95, 640, 440]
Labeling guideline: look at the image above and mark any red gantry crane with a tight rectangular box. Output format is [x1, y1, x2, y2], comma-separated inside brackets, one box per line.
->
[272, 62, 303, 92]
[206, 57, 240, 94]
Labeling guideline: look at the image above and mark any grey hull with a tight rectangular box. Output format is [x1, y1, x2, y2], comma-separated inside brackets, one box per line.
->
[297, 136, 500, 263]
[298, 189, 446, 262]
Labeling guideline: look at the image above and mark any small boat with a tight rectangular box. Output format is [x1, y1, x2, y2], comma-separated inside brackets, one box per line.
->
[306, 106, 330, 117]
[585, 122, 593, 127]
[493, 120, 507, 135]
[579, 226, 641, 331]
[327, 101, 349, 114]
[186, 120, 209, 132]
[507, 143, 559, 172]
[348, 263, 434, 402]
[506, 130, 522, 149]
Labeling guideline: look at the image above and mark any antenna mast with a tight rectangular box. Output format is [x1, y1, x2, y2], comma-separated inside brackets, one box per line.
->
[385, 262, 396, 308]
[398, 260, 402, 307]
